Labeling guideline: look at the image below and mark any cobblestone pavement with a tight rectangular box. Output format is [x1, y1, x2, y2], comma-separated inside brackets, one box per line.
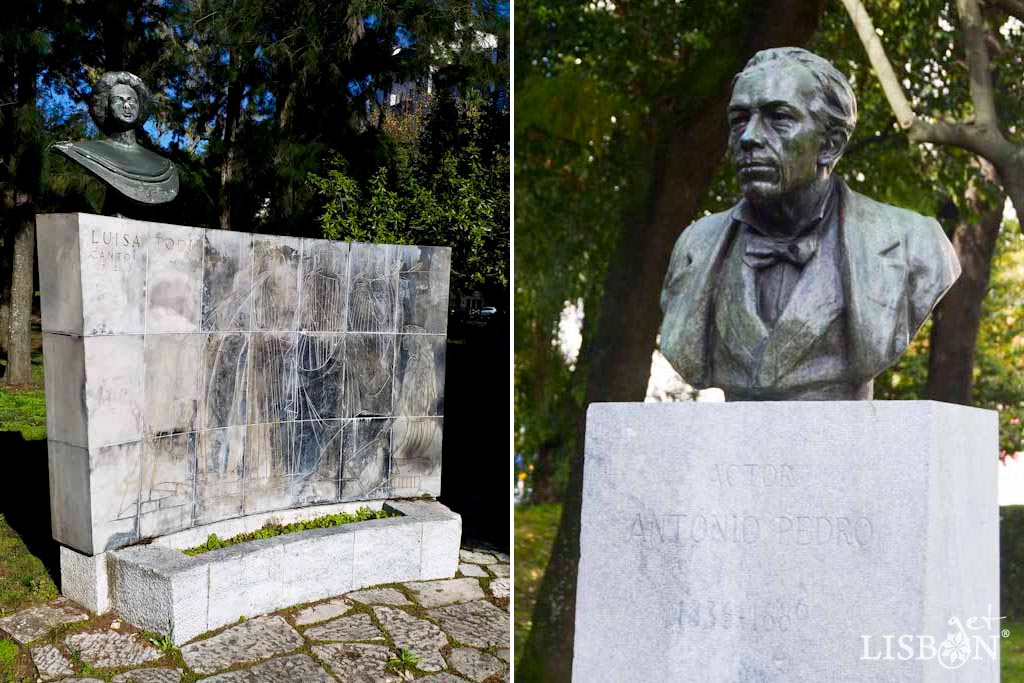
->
[0, 546, 510, 683]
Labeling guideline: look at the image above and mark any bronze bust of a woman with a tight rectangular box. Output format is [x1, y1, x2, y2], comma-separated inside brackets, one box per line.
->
[52, 71, 178, 205]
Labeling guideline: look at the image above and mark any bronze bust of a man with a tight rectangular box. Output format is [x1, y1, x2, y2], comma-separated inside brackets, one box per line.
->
[660, 48, 960, 400]
[52, 71, 178, 205]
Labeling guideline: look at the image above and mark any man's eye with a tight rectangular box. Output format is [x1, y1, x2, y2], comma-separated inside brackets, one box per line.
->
[729, 117, 747, 129]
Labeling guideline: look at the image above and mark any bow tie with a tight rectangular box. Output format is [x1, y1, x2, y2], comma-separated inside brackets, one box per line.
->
[743, 231, 819, 269]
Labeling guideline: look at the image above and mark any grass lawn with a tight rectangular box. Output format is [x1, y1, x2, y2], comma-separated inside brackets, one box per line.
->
[0, 335, 53, 615]
[0, 329, 52, 682]
[1007, 622, 1024, 681]
[0, 382, 46, 441]
[0, 343, 46, 441]
[513, 502, 1024, 680]
[513, 503, 562, 657]
[0, 513, 59, 683]
[0, 514, 58, 617]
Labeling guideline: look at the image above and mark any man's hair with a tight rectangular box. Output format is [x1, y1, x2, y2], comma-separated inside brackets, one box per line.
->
[736, 48, 857, 144]
[89, 71, 151, 131]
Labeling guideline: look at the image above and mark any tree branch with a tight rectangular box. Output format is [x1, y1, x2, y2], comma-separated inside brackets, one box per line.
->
[956, 0, 999, 130]
[907, 118, 1011, 163]
[841, 0, 1013, 165]
[838, 0, 917, 129]
[193, 10, 219, 26]
[987, 0, 1024, 20]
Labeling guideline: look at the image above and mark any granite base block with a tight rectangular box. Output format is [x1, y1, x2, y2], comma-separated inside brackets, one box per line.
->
[59, 546, 110, 614]
[61, 500, 460, 645]
[573, 401, 999, 683]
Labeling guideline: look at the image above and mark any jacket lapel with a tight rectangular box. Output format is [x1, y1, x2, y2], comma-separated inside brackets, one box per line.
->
[839, 181, 909, 382]
[714, 234, 768, 374]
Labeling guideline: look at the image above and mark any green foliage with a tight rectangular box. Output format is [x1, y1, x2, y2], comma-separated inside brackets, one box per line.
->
[309, 90, 509, 296]
[27, 576, 56, 603]
[975, 228, 1024, 456]
[182, 507, 397, 555]
[308, 163, 364, 242]
[1006, 620, 1024, 682]
[144, 631, 177, 654]
[194, 533, 225, 554]
[1003, 506, 1024, 621]
[386, 647, 421, 672]
[0, 0, 508, 235]
[0, 638, 27, 683]
[0, 639, 18, 668]
[147, 0, 507, 236]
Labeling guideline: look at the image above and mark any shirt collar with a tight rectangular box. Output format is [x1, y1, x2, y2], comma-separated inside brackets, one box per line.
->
[731, 178, 836, 239]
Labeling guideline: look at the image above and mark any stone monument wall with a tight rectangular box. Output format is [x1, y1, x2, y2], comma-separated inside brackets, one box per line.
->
[37, 213, 450, 556]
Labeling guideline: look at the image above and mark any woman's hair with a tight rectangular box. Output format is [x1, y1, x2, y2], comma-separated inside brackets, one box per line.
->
[89, 71, 151, 132]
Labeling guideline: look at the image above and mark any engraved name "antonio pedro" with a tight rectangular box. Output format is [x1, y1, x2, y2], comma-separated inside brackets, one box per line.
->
[629, 512, 875, 547]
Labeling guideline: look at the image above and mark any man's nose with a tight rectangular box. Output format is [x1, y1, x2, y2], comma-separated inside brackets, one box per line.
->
[739, 116, 765, 150]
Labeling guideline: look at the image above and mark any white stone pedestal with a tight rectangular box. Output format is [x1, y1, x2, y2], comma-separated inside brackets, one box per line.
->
[572, 401, 999, 682]
[60, 500, 460, 644]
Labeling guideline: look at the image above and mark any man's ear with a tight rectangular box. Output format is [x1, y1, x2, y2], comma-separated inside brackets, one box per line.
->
[819, 128, 848, 171]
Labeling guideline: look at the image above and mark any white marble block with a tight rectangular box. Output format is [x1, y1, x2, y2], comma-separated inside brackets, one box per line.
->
[37, 213, 452, 556]
[573, 401, 999, 683]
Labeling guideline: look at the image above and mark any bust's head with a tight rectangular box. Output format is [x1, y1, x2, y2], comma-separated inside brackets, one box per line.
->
[727, 48, 856, 203]
[89, 71, 151, 136]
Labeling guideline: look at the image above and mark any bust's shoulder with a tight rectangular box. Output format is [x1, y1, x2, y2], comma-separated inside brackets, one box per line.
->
[842, 183, 939, 235]
[674, 208, 733, 250]
[841, 181, 958, 288]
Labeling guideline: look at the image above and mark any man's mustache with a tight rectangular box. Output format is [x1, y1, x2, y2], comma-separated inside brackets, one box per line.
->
[735, 156, 779, 169]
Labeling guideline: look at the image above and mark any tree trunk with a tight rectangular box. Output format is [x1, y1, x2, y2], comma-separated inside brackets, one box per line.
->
[925, 195, 1004, 403]
[4, 33, 40, 385]
[220, 50, 244, 231]
[5, 208, 35, 385]
[996, 158, 1024, 233]
[0, 304, 9, 355]
[524, 313, 578, 504]
[529, 440, 565, 503]
[516, 2, 827, 680]
[0, 232, 13, 354]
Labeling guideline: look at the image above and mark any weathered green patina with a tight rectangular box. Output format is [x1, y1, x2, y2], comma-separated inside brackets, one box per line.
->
[660, 48, 961, 400]
[52, 72, 178, 205]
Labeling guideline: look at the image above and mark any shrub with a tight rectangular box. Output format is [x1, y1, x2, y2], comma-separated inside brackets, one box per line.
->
[182, 507, 397, 556]
[1002, 505, 1024, 620]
